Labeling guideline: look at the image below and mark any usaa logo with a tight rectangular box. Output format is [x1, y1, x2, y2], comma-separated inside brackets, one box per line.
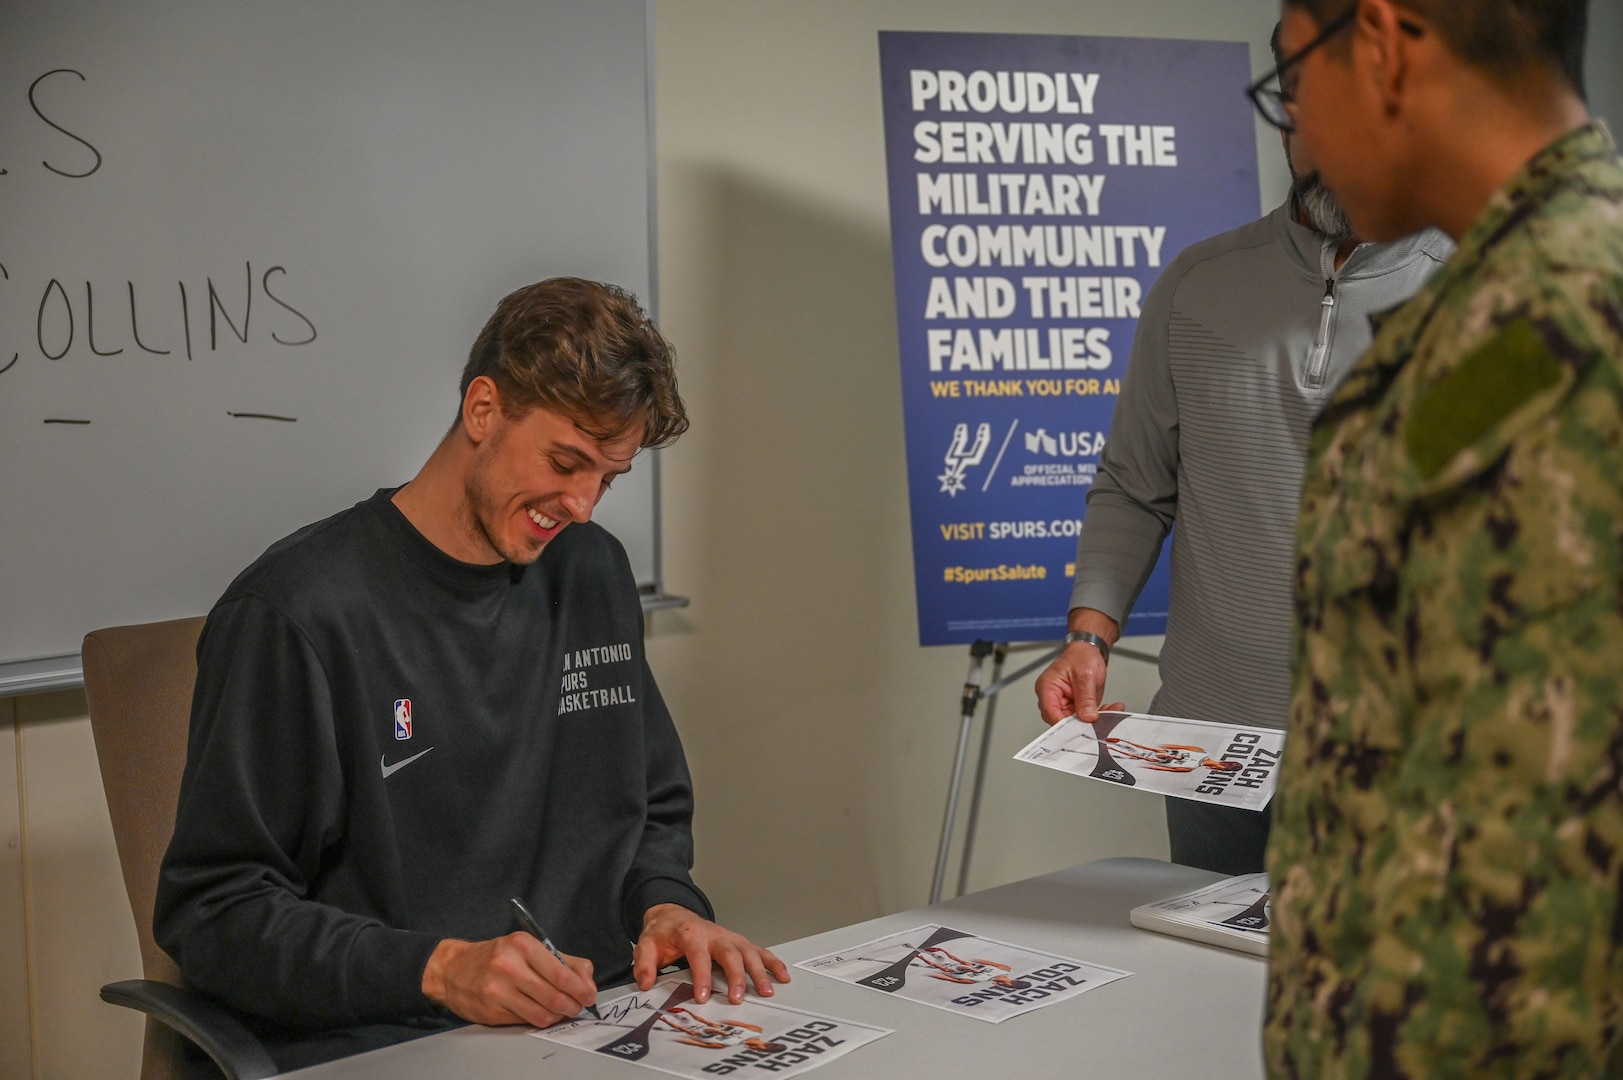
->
[1023, 428, 1106, 458]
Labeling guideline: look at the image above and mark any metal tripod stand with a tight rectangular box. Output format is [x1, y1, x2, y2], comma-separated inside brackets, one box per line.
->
[929, 636, 1159, 903]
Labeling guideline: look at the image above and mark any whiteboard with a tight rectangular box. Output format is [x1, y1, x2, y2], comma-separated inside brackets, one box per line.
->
[0, 0, 667, 693]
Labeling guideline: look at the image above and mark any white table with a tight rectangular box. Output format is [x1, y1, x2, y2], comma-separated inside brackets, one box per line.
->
[286, 857, 1267, 1078]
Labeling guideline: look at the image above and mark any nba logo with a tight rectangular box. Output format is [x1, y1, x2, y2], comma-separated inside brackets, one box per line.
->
[393, 699, 413, 740]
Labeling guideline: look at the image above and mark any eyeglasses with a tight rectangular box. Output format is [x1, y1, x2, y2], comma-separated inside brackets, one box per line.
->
[1249, 6, 1424, 131]
[1247, 5, 1358, 131]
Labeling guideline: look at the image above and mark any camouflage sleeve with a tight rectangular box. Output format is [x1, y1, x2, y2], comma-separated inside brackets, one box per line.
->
[1352, 284, 1623, 1075]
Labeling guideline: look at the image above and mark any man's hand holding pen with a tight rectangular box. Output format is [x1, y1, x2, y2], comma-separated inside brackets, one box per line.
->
[421, 933, 598, 1029]
[421, 897, 788, 1029]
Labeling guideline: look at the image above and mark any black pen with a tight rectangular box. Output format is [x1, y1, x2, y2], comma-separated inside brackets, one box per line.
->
[509, 897, 602, 1020]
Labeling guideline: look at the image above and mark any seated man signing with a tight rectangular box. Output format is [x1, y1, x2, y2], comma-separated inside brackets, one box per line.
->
[155, 278, 787, 1070]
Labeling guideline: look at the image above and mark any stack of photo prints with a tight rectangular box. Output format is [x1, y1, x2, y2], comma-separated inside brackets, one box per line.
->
[533, 925, 1135, 1076]
[1129, 873, 1271, 957]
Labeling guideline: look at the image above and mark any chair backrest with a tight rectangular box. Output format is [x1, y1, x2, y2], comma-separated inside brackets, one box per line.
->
[83, 616, 208, 1080]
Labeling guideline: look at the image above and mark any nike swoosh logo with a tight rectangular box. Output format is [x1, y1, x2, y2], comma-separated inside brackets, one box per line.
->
[380, 747, 434, 778]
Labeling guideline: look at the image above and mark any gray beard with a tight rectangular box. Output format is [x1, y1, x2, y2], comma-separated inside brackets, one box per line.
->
[1292, 172, 1353, 239]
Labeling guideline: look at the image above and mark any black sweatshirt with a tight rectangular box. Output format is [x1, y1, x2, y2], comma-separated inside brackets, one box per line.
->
[154, 489, 711, 1057]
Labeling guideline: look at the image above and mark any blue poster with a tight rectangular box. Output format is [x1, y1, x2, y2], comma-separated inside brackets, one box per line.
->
[880, 31, 1259, 646]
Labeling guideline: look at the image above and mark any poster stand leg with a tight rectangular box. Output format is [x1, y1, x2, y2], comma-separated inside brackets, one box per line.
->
[930, 639, 1070, 903]
[956, 642, 1007, 896]
[930, 640, 994, 905]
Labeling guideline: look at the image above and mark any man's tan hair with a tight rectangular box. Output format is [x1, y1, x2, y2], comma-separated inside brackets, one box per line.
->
[459, 277, 689, 448]
[1283, 0, 1589, 95]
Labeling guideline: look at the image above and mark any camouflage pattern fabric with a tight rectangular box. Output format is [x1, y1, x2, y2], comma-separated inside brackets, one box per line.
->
[1265, 123, 1623, 1078]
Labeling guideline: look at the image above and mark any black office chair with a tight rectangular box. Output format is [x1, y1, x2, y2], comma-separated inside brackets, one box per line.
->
[83, 618, 280, 1080]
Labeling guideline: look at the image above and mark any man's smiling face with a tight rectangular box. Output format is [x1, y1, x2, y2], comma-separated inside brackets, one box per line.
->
[462, 396, 641, 565]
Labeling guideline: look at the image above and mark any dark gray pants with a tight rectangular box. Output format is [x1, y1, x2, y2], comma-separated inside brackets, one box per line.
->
[1166, 798, 1271, 875]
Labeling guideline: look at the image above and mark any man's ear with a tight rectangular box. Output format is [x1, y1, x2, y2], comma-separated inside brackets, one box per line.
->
[460, 375, 502, 445]
[1356, 0, 1420, 118]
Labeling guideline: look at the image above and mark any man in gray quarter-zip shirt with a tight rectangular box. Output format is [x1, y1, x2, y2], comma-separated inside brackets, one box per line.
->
[1035, 26, 1452, 875]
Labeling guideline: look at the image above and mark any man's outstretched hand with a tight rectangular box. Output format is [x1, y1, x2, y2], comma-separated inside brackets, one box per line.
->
[1035, 608, 1124, 725]
[634, 904, 791, 1005]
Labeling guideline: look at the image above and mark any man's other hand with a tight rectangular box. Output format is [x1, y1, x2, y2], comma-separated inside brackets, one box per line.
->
[421, 934, 596, 1029]
[634, 904, 791, 1005]
[1035, 608, 1123, 725]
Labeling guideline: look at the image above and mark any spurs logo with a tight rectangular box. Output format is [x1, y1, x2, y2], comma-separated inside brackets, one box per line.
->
[938, 422, 991, 496]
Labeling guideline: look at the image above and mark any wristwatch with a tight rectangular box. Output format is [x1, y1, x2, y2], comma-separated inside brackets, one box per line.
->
[1062, 629, 1111, 665]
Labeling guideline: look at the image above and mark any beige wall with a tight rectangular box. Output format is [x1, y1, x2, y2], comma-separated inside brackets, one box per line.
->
[2, 694, 146, 1080]
[0, 2, 1289, 1075]
[1, 697, 36, 1080]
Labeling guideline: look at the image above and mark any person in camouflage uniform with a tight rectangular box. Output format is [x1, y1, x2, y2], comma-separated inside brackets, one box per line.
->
[1255, 0, 1623, 1075]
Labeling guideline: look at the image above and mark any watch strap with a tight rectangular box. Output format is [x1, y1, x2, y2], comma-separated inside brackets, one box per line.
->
[1063, 629, 1111, 664]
